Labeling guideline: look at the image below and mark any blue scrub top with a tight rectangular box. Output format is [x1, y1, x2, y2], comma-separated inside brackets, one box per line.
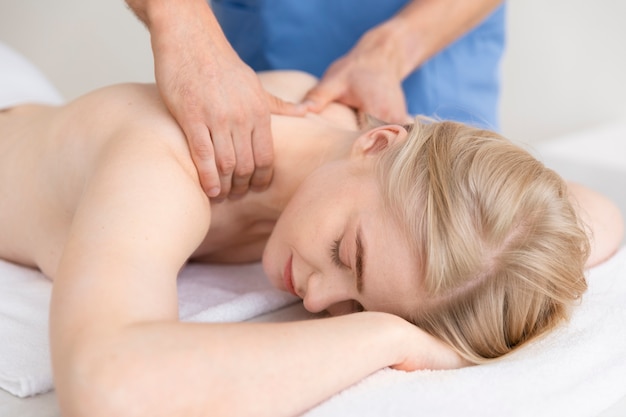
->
[212, 0, 506, 129]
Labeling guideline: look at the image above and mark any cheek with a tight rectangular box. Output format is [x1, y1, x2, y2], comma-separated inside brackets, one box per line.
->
[261, 185, 322, 276]
[278, 177, 332, 234]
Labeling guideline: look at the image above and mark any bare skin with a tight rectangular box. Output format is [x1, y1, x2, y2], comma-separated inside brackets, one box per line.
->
[126, 0, 503, 198]
[0, 72, 466, 417]
[0, 73, 359, 276]
[0, 72, 620, 277]
[0, 72, 622, 417]
[127, 0, 308, 200]
[302, 0, 503, 122]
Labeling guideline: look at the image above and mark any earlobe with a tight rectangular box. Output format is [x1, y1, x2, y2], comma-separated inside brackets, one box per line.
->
[352, 125, 408, 157]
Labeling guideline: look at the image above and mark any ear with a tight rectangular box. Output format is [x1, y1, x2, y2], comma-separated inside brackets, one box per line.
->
[351, 125, 408, 158]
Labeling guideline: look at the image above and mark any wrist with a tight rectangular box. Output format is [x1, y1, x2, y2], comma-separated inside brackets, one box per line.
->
[126, 0, 170, 28]
[142, 0, 212, 33]
[145, 0, 238, 61]
[355, 311, 414, 367]
[364, 20, 426, 81]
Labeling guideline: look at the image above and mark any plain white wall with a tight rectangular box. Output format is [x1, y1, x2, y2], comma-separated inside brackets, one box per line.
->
[1, 0, 626, 143]
[0, 0, 153, 97]
[501, 0, 626, 142]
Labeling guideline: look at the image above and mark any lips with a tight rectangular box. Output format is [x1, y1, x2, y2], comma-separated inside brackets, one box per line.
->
[283, 254, 297, 297]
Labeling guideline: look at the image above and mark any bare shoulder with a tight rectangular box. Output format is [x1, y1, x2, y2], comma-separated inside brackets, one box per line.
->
[65, 83, 197, 176]
[259, 70, 360, 131]
[258, 70, 318, 103]
[65, 83, 177, 135]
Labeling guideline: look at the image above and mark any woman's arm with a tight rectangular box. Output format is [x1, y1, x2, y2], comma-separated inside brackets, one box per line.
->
[50, 128, 462, 417]
[568, 182, 624, 267]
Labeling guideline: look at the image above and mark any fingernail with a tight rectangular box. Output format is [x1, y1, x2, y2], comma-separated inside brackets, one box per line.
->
[207, 187, 220, 197]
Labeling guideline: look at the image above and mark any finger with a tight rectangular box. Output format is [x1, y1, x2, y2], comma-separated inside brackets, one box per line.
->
[249, 112, 274, 192]
[363, 86, 408, 124]
[385, 85, 409, 123]
[383, 100, 411, 125]
[266, 93, 308, 117]
[208, 124, 237, 199]
[185, 123, 222, 198]
[301, 79, 345, 113]
[229, 123, 256, 198]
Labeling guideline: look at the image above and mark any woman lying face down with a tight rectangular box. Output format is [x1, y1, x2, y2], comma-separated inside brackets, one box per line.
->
[262, 111, 616, 363]
[0, 69, 622, 417]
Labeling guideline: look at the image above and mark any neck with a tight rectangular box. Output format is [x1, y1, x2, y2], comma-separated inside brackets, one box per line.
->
[242, 113, 358, 218]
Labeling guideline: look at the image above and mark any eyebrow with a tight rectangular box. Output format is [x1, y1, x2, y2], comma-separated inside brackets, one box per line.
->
[355, 227, 365, 293]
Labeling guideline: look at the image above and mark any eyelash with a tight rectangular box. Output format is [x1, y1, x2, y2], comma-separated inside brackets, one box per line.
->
[331, 238, 346, 268]
[331, 238, 365, 313]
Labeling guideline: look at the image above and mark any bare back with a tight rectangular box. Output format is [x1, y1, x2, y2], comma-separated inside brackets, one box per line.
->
[0, 71, 359, 278]
[0, 83, 189, 276]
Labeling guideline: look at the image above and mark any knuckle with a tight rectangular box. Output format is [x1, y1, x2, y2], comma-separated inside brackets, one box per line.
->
[234, 160, 254, 178]
[216, 155, 236, 175]
[191, 142, 216, 161]
[212, 111, 230, 126]
[237, 108, 253, 123]
[254, 147, 274, 168]
[251, 103, 269, 120]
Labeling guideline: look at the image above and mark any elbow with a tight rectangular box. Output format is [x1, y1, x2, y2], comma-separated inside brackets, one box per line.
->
[586, 195, 624, 268]
[568, 181, 624, 268]
[54, 339, 154, 417]
[53, 334, 241, 417]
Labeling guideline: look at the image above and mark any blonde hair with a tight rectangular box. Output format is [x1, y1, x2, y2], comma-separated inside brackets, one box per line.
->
[375, 118, 589, 364]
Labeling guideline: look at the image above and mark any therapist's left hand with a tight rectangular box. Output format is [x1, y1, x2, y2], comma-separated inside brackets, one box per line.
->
[301, 25, 411, 124]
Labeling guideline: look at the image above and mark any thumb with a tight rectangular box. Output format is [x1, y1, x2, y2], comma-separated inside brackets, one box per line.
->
[266, 92, 308, 117]
[301, 80, 344, 113]
[362, 85, 409, 124]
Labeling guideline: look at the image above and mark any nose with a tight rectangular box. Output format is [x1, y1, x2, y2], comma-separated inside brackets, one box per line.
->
[302, 270, 354, 314]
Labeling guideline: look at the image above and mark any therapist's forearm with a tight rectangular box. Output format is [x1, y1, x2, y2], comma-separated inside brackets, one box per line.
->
[126, 0, 212, 28]
[125, 0, 233, 57]
[379, 0, 503, 78]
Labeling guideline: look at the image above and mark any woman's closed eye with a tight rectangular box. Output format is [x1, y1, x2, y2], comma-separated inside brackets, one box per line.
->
[330, 237, 366, 313]
[331, 237, 348, 269]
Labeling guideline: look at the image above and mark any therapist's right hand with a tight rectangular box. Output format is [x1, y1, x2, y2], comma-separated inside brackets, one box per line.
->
[146, 0, 305, 200]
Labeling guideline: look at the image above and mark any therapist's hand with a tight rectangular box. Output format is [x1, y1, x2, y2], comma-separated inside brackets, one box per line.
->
[139, 0, 305, 200]
[302, 24, 411, 124]
[302, 0, 504, 124]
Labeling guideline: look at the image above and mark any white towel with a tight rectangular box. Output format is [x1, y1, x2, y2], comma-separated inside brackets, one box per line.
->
[0, 260, 297, 398]
[0, 261, 53, 398]
[305, 247, 626, 417]
[2, 248, 625, 414]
